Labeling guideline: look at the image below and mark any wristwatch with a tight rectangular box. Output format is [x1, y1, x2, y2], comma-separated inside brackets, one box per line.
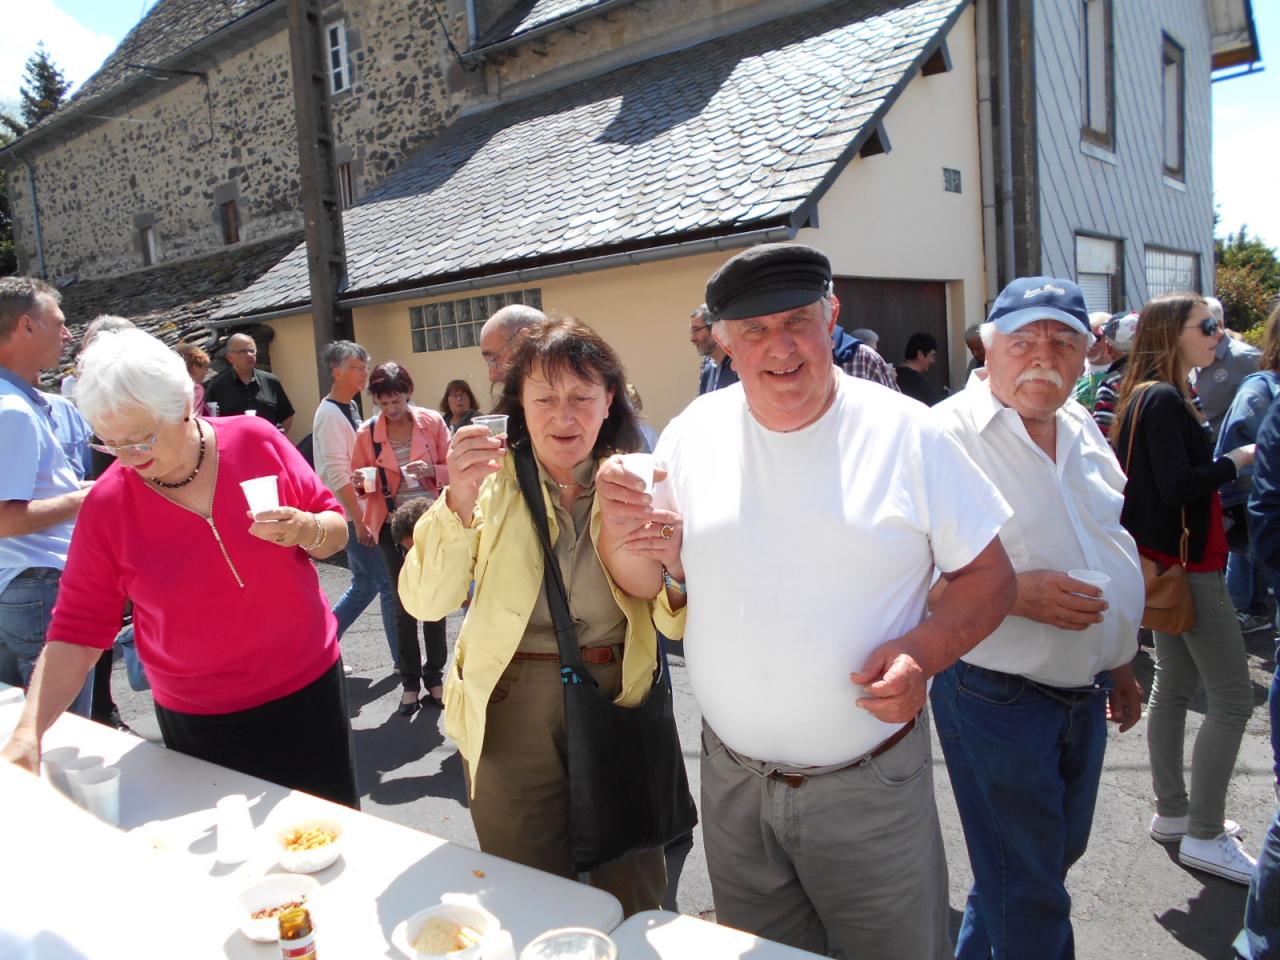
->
[662, 567, 686, 594]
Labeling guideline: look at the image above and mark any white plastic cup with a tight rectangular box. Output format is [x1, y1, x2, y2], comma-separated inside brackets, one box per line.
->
[63, 756, 105, 806]
[1068, 569, 1110, 595]
[473, 414, 509, 438]
[240, 475, 280, 517]
[41, 745, 80, 797]
[358, 466, 378, 494]
[206, 401, 220, 416]
[244, 409, 258, 417]
[76, 766, 121, 826]
[215, 793, 255, 864]
[617, 453, 656, 494]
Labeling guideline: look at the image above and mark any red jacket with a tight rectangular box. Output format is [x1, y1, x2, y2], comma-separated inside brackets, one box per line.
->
[352, 405, 451, 535]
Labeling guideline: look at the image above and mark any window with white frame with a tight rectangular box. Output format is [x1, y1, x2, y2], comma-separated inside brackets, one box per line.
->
[1145, 247, 1198, 297]
[410, 289, 543, 354]
[1081, 0, 1114, 149]
[327, 22, 352, 94]
[1162, 35, 1185, 179]
[1076, 234, 1122, 313]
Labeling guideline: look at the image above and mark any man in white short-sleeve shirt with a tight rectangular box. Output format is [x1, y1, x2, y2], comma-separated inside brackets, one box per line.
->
[929, 278, 1145, 959]
[597, 243, 1016, 960]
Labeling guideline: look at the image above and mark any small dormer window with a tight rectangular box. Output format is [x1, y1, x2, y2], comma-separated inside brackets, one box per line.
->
[327, 22, 352, 93]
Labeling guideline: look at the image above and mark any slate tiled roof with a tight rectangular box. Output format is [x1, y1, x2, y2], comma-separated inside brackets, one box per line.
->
[44, 232, 303, 387]
[19, 0, 272, 141]
[219, 0, 965, 320]
[474, 0, 624, 49]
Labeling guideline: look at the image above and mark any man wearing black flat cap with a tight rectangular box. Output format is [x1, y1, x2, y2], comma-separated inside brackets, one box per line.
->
[595, 242, 1017, 960]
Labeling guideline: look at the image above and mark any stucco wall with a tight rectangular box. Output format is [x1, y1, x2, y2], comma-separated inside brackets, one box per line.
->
[266, 312, 323, 444]
[799, 3, 985, 389]
[1035, 0, 1215, 306]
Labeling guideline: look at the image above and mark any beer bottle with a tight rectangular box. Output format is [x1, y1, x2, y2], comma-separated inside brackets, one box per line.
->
[278, 906, 318, 959]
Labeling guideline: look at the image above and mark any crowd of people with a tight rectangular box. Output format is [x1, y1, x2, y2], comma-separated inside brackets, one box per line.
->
[2, 242, 1280, 957]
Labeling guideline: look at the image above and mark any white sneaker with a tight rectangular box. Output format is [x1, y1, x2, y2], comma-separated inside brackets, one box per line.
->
[1149, 812, 1241, 843]
[342, 663, 354, 676]
[1178, 832, 1258, 885]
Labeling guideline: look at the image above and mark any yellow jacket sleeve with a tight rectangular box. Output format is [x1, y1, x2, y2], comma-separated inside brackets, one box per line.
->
[651, 583, 687, 641]
[399, 488, 482, 621]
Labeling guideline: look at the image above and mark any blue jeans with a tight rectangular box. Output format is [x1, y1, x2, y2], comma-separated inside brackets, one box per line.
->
[1227, 549, 1268, 615]
[1236, 805, 1280, 958]
[0, 568, 93, 716]
[332, 524, 399, 667]
[931, 662, 1108, 960]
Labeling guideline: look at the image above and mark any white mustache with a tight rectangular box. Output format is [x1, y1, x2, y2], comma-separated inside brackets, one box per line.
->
[1015, 368, 1064, 388]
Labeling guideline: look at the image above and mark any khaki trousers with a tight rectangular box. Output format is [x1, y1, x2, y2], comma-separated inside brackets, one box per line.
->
[465, 657, 666, 917]
[701, 714, 951, 960]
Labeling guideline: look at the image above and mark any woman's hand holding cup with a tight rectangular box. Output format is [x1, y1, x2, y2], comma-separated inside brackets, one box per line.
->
[248, 507, 314, 548]
[445, 424, 505, 525]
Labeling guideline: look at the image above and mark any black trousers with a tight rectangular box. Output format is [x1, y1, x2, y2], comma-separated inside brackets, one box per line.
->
[377, 524, 447, 694]
[153, 658, 359, 808]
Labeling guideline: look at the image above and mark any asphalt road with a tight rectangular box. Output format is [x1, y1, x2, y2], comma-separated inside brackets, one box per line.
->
[110, 557, 1280, 959]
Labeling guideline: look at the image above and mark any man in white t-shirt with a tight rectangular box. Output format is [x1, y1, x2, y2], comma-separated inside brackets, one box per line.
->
[596, 243, 1017, 960]
[930, 278, 1145, 959]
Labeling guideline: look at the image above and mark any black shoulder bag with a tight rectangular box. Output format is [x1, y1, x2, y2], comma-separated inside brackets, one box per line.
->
[513, 442, 697, 873]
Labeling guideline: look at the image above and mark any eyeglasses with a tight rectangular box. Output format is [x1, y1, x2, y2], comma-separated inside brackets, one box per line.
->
[1184, 317, 1222, 337]
[228, 348, 257, 355]
[89, 430, 160, 457]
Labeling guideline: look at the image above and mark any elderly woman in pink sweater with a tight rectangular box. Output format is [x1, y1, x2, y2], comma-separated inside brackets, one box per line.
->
[1, 329, 357, 807]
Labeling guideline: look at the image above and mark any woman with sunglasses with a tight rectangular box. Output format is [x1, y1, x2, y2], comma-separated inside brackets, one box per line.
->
[1111, 293, 1256, 885]
[0, 329, 359, 807]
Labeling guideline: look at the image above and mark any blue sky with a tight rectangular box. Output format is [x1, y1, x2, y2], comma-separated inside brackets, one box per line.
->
[2, 1, 1277, 251]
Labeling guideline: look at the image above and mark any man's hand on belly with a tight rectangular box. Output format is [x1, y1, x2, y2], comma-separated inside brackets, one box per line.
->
[851, 636, 927, 724]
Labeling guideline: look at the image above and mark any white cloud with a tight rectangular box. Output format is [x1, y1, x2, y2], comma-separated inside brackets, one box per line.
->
[0, 0, 116, 106]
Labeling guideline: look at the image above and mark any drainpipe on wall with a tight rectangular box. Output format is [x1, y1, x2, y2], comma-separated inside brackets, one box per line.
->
[20, 156, 48, 279]
[974, 0, 999, 307]
[465, 0, 479, 47]
[996, 0, 1015, 290]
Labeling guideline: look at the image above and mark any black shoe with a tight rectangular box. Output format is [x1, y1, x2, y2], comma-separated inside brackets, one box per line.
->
[397, 697, 421, 717]
[423, 689, 444, 709]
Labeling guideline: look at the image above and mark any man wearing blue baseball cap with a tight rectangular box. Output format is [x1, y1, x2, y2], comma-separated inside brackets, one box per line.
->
[930, 276, 1146, 959]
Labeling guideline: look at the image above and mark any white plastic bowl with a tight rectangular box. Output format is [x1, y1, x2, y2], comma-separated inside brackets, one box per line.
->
[391, 902, 498, 959]
[274, 818, 344, 873]
[236, 874, 320, 943]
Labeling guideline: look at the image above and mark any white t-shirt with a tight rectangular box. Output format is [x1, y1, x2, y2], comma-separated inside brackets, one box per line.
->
[655, 373, 1011, 767]
[311, 398, 365, 509]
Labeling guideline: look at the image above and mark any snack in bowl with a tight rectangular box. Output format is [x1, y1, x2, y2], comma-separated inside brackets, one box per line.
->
[275, 818, 344, 873]
[391, 902, 498, 960]
[237, 875, 321, 943]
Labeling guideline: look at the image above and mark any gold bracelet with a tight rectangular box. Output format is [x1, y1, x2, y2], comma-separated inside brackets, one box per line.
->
[304, 513, 327, 552]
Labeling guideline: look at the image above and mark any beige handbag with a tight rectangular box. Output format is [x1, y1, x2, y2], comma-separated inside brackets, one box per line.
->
[1124, 388, 1198, 634]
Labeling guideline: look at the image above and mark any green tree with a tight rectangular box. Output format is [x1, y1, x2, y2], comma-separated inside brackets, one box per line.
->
[0, 129, 13, 275]
[1219, 264, 1274, 335]
[1216, 226, 1280, 298]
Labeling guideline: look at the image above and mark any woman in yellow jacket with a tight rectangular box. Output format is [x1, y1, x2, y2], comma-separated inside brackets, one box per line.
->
[400, 317, 683, 916]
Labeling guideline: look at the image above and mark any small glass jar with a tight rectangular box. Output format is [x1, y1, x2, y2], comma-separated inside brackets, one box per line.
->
[518, 927, 617, 960]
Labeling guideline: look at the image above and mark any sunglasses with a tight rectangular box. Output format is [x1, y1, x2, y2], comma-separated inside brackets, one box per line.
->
[89, 430, 160, 457]
[1185, 316, 1221, 337]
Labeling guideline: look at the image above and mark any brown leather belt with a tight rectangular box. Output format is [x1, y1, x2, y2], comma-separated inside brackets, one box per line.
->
[769, 717, 916, 789]
[512, 646, 617, 665]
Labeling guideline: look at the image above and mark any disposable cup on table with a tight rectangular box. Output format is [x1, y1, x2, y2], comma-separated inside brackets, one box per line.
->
[240, 475, 280, 517]
[472, 414, 509, 445]
[244, 409, 258, 417]
[63, 756, 104, 806]
[358, 466, 378, 494]
[41, 745, 80, 797]
[206, 401, 220, 416]
[215, 793, 255, 864]
[76, 766, 121, 826]
[617, 453, 656, 494]
[519, 928, 617, 960]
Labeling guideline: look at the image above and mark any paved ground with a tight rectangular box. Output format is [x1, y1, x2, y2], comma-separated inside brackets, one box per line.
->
[110, 557, 1279, 959]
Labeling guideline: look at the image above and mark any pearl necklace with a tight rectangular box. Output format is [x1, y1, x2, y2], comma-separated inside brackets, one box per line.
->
[150, 419, 206, 489]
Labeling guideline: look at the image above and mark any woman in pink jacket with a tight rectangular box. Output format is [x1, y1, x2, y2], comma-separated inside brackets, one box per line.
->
[353, 362, 451, 716]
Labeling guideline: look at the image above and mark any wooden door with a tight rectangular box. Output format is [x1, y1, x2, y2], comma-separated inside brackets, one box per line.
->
[833, 278, 950, 393]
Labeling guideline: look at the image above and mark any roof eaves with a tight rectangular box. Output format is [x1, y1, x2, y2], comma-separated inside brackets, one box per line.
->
[0, 0, 283, 163]
[464, 0, 636, 62]
[786, 4, 968, 233]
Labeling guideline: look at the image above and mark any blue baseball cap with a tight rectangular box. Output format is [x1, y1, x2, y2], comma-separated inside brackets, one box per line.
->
[987, 277, 1091, 336]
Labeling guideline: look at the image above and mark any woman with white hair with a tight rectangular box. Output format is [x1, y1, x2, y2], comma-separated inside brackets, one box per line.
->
[0, 329, 359, 806]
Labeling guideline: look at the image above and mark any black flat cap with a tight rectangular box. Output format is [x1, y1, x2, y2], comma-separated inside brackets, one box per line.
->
[706, 243, 832, 322]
